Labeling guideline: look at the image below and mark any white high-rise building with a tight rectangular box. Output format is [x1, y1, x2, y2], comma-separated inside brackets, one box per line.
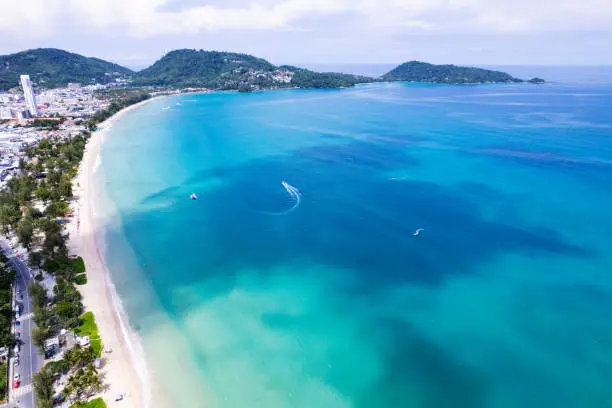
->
[19, 74, 38, 117]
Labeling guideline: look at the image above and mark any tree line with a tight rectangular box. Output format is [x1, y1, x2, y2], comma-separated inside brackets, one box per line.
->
[0, 91, 150, 407]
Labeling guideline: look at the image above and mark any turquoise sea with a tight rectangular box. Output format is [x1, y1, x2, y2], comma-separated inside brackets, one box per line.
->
[98, 79, 612, 407]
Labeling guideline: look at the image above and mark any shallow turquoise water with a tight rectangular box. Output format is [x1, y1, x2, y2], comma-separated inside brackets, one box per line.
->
[99, 82, 612, 407]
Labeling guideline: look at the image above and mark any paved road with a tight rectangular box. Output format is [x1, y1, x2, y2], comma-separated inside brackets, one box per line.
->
[0, 240, 43, 408]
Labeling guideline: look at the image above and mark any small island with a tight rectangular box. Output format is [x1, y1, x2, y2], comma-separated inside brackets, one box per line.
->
[527, 77, 546, 84]
[381, 61, 525, 84]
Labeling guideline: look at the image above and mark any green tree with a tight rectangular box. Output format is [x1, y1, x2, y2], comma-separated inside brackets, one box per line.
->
[65, 345, 96, 369]
[0, 329, 16, 348]
[82, 364, 102, 397]
[43, 231, 65, 257]
[32, 326, 50, 349]
[16, 215, 34, 249]
[54, 300, 82, 326]
[44, 201, 69, 218]
[59, 178, 73, 199]
[33, 305, 51, 327]
[38, 139, 52, 151]
[0, 203, 21, 231]
[62, 363, 102, 401]
[35, 180, 52, 202]
[28, 281, 48, 308]
[28, 251, 44, 269]
[33, 160, 44, 175]
[33, 369, 55, 408]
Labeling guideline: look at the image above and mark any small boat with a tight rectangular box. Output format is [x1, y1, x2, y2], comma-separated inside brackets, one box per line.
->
[190, 193, 198, 200]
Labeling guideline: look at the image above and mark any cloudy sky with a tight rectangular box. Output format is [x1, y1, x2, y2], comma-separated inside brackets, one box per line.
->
[0, 0, 611, 68]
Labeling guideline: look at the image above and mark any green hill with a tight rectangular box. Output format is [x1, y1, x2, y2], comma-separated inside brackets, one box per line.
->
[278, 65, 374, 89]
[133, 49, 373, 90]
[382, 61, 523, 84]
[0, 48, 132, 91]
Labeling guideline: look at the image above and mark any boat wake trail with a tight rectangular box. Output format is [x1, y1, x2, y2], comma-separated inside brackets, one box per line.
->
[263, 181, 302, 215]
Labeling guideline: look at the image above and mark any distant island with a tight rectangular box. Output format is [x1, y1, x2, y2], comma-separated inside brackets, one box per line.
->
[382, 61, 532, 84]
[527, 77, 546, 84]
[0, 48, 545, 92]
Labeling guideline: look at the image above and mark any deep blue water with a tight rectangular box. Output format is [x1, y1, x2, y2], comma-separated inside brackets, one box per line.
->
[98, 81, 612, 408]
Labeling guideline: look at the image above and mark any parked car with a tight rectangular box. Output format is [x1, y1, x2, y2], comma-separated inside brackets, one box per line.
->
[13, 379, 19, 389]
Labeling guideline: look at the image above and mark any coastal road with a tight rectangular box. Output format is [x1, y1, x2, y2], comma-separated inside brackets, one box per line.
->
[0, 239, 43, 408]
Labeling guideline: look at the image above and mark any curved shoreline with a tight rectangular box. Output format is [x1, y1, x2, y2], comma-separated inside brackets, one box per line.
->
[69, 97, 159, 407]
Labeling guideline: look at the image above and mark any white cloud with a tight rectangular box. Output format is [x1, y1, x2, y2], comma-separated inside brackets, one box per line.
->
[1, 0, 611, 39]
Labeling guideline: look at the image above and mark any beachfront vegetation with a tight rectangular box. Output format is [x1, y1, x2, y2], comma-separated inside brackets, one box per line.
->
[381, 61, 523, 84]
[36, 346, 100, 406]
[65, 345, 97, 369]
[63, 364, 102, 400]
[87, 91, 150, 131]
[15, 92, 149, 406]
[73, 256, 85, 273]
[70, 396, 107, 408]
[75, 312, 102, 356]
[33, 369, 55, 408]
[74, 274, 87, 285]
[28, 277, 84, 350]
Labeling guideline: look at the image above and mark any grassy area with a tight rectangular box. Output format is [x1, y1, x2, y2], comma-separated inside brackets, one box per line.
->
[74, 274, 87, 285]
[72, 256, 86, 274]
[0, 362, 6, 402]
[70, 397, 107, 408]
[74, 312, 102, 357]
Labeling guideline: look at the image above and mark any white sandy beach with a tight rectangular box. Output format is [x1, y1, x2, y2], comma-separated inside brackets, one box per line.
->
[67, 99, 156, 408]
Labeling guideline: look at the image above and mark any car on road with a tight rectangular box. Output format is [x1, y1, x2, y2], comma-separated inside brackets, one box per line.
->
[13, 373, 20, 389]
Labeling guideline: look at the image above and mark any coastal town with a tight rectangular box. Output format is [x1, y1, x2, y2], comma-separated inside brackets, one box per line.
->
[0, 73, 144, 408]
[0, 76, 115, 189]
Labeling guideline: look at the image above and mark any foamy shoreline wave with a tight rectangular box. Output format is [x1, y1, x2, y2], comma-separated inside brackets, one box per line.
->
[73, 96, 161, 407]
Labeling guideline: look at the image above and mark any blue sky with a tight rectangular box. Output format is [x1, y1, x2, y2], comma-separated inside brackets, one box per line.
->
[1, 0, 611, 68]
